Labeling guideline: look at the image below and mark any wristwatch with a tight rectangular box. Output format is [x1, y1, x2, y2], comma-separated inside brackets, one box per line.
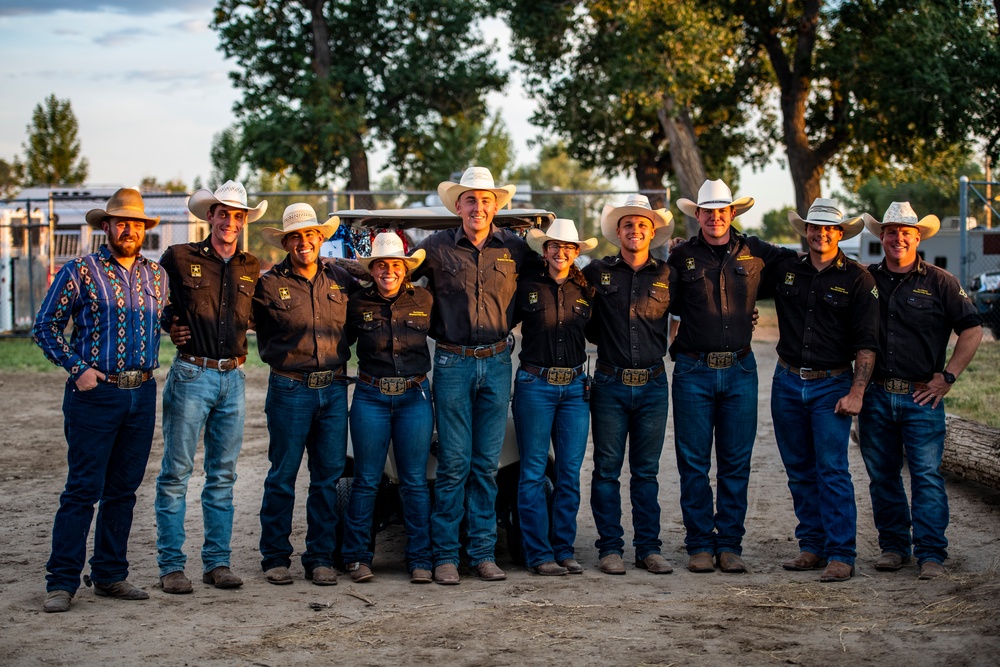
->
[942, 370, 957, 384]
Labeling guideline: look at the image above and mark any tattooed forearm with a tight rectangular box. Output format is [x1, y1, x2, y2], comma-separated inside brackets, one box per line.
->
[853, 349, 876, 389]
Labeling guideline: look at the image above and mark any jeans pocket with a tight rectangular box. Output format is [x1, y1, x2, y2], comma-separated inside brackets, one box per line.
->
[592, 370, 614, 386]
[171, 361, 203, 383]
[737, 353, 758, 373]
[433, 349, 461, 368]
[515, 369, 537, 384]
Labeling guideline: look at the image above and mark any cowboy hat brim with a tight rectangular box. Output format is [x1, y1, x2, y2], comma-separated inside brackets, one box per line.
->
[676, 196, 754, 219]
[600, 204, 675, 249]
[436, 181, 516, 215]
[788, 211, 865, 241]
[526, 228, 599, 255]
[188, 188, 268, 223]
[358, 248, 426, 273]
[863, 213, 940, 240]
[260, 217, 341, 249]
[85, 207, 160, 230]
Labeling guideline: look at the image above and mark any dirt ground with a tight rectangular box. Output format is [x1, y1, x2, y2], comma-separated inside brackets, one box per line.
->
[1, 326, 999, 666]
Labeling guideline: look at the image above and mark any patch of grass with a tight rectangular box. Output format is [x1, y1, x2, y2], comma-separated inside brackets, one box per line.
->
[0, 336, 58, 371]
[945, 338, 1000, 428]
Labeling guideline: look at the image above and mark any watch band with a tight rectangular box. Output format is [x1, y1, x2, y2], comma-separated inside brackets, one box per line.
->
[942, 370, 957, 384]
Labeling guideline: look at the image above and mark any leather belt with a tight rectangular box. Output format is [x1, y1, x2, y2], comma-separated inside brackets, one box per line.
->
[595, 361, 665, 387]
[435, 339, 509, 359]
[357, 371, 427, 395]
[778, 358, 852, 380]
[677, 345, 752, 369]
[177, 353, 246, 371]
[520, 363, 585, 386]
[271, 366, 347, 389]
[875, 378, 928, 394]
[102, 369, 154, 389]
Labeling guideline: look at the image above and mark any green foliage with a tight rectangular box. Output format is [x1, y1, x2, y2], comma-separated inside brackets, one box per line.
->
[209, 125, 245, 188]
[945, 340, 1000, 429]
[749, 208, 799, 243]
[0, 157, 24, 199]
[138, 176, 188, 194]
[22, 94, 88, 187]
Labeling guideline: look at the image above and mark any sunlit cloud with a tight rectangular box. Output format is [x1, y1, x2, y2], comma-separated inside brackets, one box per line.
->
[0, 1, 212, 17]
[94, 28, 158, 48]
[171, 19, 209, 34]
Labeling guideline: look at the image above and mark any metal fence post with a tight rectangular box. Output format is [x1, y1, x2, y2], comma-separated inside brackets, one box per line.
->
[959, 176, 968, 287]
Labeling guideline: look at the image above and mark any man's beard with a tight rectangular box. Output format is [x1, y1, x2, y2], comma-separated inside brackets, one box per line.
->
[106, 231, 143, 259]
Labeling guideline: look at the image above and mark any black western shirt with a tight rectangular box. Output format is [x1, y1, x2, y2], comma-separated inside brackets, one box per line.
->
[767, 251, 879, 369]
[412, 224, 531, 346]
[346, 284, 433, 378]
[252, 256, 358, 373]
[668, 231, 796, 355]
[159, 239, 259, 360]
[513, 263, 592, 369]
[868, 257, 981, 382]
[583, 254, 672, 369]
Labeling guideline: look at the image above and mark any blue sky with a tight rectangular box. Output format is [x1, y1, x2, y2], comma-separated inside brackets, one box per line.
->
[0, 0, 800, 227]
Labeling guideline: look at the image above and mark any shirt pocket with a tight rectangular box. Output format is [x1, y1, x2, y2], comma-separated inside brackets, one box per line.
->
[733, 262, 760, 298]
[234, 282, 255, 323]
[903, 294, 943, 324]
[680, 269, 708, 303]
[325, 287, 348, 324]
[180, 275, 211, 316]
[490, 257, 517, 303]
[403, 316, 431, 350]
[572, 302, 592, 325]
[645, 285, 670, 320]
[822, 291, 849, 309]
[776, 283, 800, 300]
[268, 295, 303, 329]
[440, 261, 467, 295]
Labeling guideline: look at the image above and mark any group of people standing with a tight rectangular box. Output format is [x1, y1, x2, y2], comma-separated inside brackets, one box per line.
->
[33, 166, 983, 613]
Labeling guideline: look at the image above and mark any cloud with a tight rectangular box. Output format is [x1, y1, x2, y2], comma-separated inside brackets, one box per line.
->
[52, 28, 80, 36]
[0, 1, 213, 17]
[94, 27, 158, 48]
[171, 19, 209, 34]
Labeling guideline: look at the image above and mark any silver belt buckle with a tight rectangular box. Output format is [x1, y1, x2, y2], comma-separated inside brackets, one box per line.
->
[621, 368, 649, 386]
[379, 377, 407, 395]
[546, 367, 574, 385]
[306, 370, 334, 389]
[707, 352, 734, 369]
[799, 367, 814, 380]
[117, 370, 143, 389]
[884, 378, 911, 394]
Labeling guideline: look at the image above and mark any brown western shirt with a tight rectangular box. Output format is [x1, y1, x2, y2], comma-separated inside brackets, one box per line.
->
[513, 262, 592, 368]
[346, 284, 433, 378]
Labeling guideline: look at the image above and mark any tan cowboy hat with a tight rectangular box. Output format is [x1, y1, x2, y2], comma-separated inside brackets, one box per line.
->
[358, 232, 426, 272]
[676, 179, 754, 218]
[600, 194, 674, 248]
[788, 198, 865, 240]
[863, 201, 940, 240]
[188, 180, 268, 223]
[85, 188, 160, 229]
[436, 167, 516, 215]
[526, 218, 598, 255]
[260, 203, 340, 249]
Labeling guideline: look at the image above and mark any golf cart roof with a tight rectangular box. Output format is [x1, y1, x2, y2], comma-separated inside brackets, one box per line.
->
[331, 206, 556, 230]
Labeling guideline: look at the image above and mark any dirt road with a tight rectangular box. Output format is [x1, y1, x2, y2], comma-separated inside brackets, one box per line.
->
[1, 331, 999, 666]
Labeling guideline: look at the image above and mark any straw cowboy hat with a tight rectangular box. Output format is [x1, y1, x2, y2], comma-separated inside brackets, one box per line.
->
[676, 179, 754, 218]
[436, 167, 516, 215]
[863, 201, 940, 240]
[85, 188, 160, 229]
[600, 194, 675, 248]
[358, 232, 426, 272]
[526, 218, 598, 255]
[188, 180, 268, 223]
[787, 198, 865, 240]
[260, 203, 340, 249]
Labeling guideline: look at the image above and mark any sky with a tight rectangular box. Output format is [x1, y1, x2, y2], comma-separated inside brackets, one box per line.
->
[0, 0, 812, 229]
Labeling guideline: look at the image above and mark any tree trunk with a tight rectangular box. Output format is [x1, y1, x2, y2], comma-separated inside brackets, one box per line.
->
[943, 415, 1000, 490]
[347, 140, 374, 209]
[635, 152, 668, 210]
[657, 96, 706, 239]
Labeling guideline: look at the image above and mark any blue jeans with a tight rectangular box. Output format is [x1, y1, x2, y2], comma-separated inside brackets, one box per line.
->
[858, 384, 949, 565]
[672, 351, 758, 556]
[260, 373, 348, 572]
[589, 368, 669, 560]
[512, 369, 590, 567]
[343, 379, 433, 571]
[430, 347, 512, 567]
[155, 358, 246, 577]
[47, 379, 156, 593]
[771, 364, 857, 565]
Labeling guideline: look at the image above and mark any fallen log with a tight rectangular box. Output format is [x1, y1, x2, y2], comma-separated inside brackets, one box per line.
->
[942, 414, 1000, 490]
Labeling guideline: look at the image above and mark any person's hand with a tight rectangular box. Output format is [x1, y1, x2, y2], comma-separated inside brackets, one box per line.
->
[74, 367, 104, 392]
[667, 237, 686, 252]
[834, 390, 864, 416]
[751, 307, 759, 331]
[169, 316, 192, 347]
[913, 374, 951, 409]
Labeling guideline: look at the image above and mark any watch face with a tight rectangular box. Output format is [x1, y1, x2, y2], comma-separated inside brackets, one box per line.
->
[943, 371, 956, 384]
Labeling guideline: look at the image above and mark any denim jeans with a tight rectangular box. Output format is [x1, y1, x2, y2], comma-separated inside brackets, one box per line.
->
[260, 373, 348, 572]
[155, 358, 246, 577]
[589, 368, 669, 560]
[771, 364, 857, 565]
[672, 351, 758, 556]
[858, 384, 949, 565]
[430, 347, 512, 567]
[512, 369, 590, 567]
[47, 379, 156, 593]
[343, 379, 433, 571]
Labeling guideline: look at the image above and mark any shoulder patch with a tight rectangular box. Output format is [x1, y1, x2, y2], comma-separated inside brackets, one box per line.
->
[959, 287, 969, 299]
[871, 285, 879, 299]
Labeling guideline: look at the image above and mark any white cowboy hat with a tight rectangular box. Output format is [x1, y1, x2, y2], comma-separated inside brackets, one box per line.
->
[787, 198, 865, 240]
[358, 232, 426, 272]
[676, 179, 754, 218]
[863, 201, 940, 240]
[260, 203, 340, 249]
[526, 218, 598, 255]
[436, 167, 516, 215]
[85, 187, 160, 229]
[188, 180, 268, 223]
[600, 194, 675, 248]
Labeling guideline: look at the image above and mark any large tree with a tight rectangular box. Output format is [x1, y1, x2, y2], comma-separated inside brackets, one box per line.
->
[0, 158, 24, 199]
[213, 0, 505, 206]
[209, 125, 245, 189]
[22, 94, 88, 187]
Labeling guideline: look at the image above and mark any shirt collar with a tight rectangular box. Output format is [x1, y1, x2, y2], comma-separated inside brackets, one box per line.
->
[98, 244, 146, 268]
[454, 223, 499, 247]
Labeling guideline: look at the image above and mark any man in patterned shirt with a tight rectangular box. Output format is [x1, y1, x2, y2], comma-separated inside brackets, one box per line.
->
[33, 188, 168, 613]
